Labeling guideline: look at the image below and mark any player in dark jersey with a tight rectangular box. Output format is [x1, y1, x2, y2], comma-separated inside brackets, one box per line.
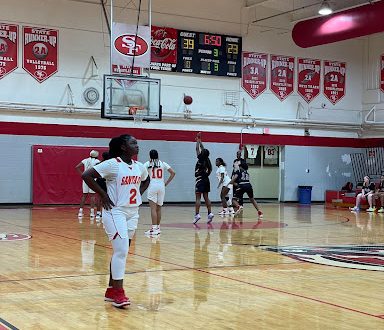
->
[231, 162, 263, 218]
[231, 149, 247, 210]
[194, 132, 214, 224]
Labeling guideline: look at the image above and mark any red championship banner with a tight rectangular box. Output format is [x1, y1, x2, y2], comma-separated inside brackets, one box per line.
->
[23, 26, 58, 83]
[0, 23, 18, 79]
[323, 60, 346, 105]
[297, 58, 320, 103]
[241, 52, 268, 99]
[150, 26, 177, 72]
[270, 55, 295, 101]
[380, 54, 384, 93]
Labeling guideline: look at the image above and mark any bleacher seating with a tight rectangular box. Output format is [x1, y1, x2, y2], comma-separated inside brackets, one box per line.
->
[326, 182, 382, 209]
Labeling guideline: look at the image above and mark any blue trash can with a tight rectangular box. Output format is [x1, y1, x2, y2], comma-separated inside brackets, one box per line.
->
[298, 186, 312, 204]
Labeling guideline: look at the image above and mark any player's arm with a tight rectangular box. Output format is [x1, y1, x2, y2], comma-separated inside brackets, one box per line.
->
[229, 173, 239, 186]
[82, 168, 114, 210]
[140, 177, 150, 195]
[195, 132, 204, 156]
[75, 162, 84, 176]
[165, 168, 176, 187]
[217, 173, 224, 189]
[139, 164, 150, 194]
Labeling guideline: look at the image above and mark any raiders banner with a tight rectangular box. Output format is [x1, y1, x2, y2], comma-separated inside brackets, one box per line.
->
[112, 23, 150, 75]
[23, 26, 58, 83]
[241, 52, 268, 99]
[323, 60, 346, 105]
[151, 26, 177, 72]
[297, 58, 321, 103]
[270, 54, 295, 101]
[380, 54, 384, 93]
[0, 23, 18, 80]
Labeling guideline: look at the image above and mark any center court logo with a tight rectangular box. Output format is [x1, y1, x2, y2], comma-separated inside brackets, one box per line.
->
[265, 245, 384, 271]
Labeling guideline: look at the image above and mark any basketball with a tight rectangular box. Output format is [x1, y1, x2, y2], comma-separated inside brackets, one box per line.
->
[183, 95, 193, 105]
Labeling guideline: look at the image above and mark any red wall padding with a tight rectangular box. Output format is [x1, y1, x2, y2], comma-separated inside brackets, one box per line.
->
[32, 145, 108, 204]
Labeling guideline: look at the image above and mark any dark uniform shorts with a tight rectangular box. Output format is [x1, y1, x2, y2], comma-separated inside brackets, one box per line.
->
[234, 183, 254, 200]
[195, 178, 210, 193]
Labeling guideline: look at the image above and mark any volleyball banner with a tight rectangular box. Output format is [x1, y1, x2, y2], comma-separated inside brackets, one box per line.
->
[0, 23, 18, 79]
[381, 54, 384, 93]
[323, 60, 346, 105]
[270, 55, 295, 101]
[23, 26, 58, 83]
[150, 26, 177, 72]
[297, 58, 321, 103]
[112, 23, 150, 75]
[241, 52, 268, 99]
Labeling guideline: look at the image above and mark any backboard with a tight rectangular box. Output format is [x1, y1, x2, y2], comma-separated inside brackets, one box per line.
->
[102, 74, 161, 121]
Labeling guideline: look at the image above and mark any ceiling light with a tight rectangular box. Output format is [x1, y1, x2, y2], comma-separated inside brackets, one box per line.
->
[318, 1, 333, 15]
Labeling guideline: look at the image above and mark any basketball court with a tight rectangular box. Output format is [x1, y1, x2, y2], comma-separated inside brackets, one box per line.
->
[0, 203, 383, 329]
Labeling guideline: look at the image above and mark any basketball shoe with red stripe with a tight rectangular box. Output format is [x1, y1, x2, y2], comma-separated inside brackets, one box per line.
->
[112, 288, 131, 308]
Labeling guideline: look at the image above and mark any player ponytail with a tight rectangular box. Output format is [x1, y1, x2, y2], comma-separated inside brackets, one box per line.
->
[149, 149, 159, 168]
[198, 149, 212, 176]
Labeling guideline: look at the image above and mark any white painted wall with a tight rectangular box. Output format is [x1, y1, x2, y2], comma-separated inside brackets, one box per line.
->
[361, 32, 384, 136]
[0, 0, 365, 131]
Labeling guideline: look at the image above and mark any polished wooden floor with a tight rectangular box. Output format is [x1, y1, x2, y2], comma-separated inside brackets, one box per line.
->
[0, 203, 383, 329]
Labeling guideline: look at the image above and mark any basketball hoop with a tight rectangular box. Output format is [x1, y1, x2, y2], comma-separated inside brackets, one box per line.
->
[129, 106, 145, 125]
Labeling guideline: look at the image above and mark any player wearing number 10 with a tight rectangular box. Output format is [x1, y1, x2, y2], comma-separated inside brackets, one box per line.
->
[82, 134, 149, 308]
[143, 150, 176, 236]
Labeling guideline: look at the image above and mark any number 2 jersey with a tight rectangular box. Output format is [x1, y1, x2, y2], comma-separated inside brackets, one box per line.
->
[143, 160, 171, 186]
[93, 157, 148, 208]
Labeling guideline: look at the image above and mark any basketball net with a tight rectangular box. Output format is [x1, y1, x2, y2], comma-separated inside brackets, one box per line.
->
[129, 106, 145, 125]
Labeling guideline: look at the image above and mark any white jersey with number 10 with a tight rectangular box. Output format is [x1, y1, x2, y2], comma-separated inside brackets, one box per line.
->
[143, 160, 171, 186]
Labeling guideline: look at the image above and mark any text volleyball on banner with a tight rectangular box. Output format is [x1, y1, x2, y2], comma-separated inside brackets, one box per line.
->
[270, 55, 295, 101]
[297, 58, 321, 103]
[0, 23, 18, 79]
[381, 54, 384, 93]
[241, 52, 268, 99]
[112, 23, 150, 75]
[246, 145, 259, 159]
[150, 26, 177, 72]
[323, 60, 346, 105]
[23, 26, 58, 83]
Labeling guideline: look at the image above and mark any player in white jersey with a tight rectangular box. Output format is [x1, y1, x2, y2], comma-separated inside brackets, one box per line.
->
[75, 150, 100, 218]
[143, 149, 176, 236]
[82, 134, 149, 308]
[215, 158, 234, 215]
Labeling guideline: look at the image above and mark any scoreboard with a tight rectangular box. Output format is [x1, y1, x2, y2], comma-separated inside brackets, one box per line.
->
[176, 30, 242, 77]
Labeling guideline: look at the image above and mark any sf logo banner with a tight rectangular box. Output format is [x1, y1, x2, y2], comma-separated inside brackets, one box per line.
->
[112, 23, 150, 74]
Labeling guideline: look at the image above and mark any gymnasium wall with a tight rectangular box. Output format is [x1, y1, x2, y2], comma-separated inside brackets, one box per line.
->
[361, 32, 384, 131]
[0, 0, 379, 203]
[282, 146, 359, 202]
[0, 130, 361, 203]
[0, 0, 365, 128]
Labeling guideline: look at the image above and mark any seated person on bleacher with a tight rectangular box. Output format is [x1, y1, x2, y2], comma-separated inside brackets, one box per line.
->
[350, 175, 376, 212]
[373, 175, 384, 213]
